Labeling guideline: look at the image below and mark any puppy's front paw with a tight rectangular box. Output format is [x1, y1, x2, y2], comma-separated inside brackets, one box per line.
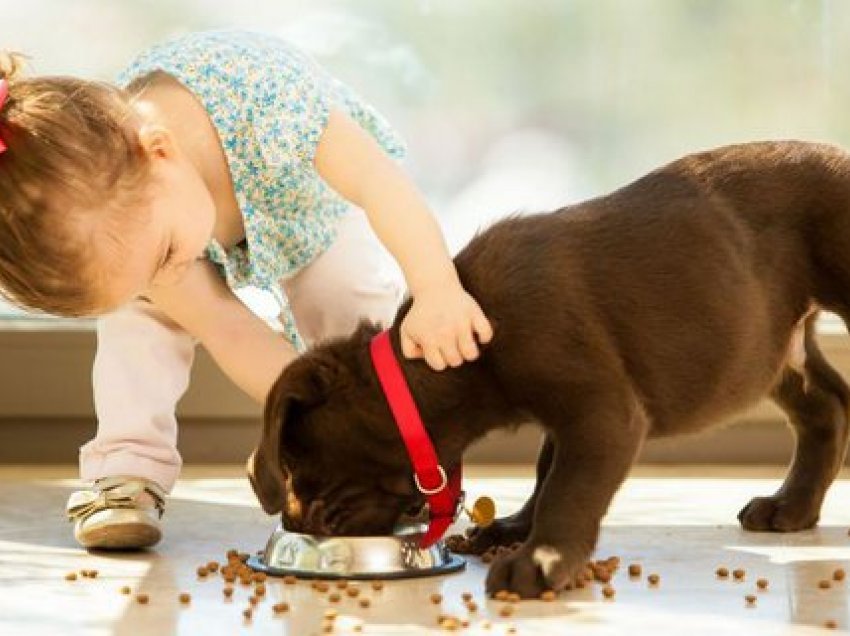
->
[485, 543, 584, 599]
[451, 514, 531, 555]
[738, 495, 819, 532]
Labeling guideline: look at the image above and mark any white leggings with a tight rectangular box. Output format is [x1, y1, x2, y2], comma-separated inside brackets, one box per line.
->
[79, 208, 404, 491]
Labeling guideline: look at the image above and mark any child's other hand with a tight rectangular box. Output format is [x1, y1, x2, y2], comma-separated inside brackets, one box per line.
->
[400, 283, 493, 371]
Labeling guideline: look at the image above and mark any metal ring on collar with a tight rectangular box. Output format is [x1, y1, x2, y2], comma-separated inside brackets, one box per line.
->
[414, 465, 448, 495]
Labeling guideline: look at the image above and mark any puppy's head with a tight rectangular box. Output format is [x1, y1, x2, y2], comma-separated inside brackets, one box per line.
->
[248, 321, 425, 536]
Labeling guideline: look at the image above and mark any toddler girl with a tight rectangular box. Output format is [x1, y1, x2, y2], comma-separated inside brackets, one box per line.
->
[0, 30, 492, 549]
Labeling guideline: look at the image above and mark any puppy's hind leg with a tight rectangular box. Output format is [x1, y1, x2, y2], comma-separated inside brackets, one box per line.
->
[461, 434, 554, 555]
[739, 319, 850, 531]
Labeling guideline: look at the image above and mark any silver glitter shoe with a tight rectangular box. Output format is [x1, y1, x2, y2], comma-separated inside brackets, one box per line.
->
[66, 476, 166, 550]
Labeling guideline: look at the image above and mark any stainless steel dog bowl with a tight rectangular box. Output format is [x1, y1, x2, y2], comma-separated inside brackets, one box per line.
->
[247, 523, 465, 580]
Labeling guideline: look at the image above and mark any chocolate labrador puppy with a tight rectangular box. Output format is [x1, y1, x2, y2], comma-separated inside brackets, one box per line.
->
[249, 141, 850, 597]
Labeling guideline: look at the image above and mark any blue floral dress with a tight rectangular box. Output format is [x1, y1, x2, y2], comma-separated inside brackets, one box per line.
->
[117, 30, 406, 351]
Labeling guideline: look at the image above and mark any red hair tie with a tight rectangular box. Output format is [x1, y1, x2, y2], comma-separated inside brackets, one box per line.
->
[0, 78, 8, 153]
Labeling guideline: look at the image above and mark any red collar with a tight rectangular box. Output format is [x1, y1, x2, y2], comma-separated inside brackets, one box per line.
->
[369, 330, 463, 548]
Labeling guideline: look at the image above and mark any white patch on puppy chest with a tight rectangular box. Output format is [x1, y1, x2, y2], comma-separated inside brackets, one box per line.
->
[532, 546, 562, 578]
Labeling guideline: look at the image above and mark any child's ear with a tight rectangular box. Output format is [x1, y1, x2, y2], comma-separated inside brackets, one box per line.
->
[137, 123, 176, 160]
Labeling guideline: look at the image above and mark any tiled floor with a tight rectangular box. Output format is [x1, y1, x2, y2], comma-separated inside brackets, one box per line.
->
[0, 465, 848, 635]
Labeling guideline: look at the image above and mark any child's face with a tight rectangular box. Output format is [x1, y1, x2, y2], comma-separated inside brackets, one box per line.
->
[94, 136, 217, 312]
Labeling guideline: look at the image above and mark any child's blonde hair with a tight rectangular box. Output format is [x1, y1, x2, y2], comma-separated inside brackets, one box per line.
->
[0, 52, 150, 317]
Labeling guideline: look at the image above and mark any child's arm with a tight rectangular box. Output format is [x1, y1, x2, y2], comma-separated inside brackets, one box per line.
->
[314, 109, 493, 371]
[144, 259, 296, 403]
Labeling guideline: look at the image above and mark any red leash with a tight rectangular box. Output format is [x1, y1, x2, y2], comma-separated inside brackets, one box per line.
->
[369, 330, 463, 548]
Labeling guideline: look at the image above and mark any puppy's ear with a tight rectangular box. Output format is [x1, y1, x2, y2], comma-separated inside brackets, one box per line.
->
[248, 352, 345, 514]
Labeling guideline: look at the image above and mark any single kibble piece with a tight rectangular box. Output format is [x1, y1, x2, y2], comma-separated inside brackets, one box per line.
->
[371, 581, 384, 591]
[833, 568, 846, 582]
[819, 579, 832, 589]
[494, 590, 510, 601]
[606, 556, 621, 569]
[178, 592, 191, 604]
[329, 592, 341, 603]
[223, 586, 234, 598]
[119, 586, 131, 595]
[825, 619, 837, 629]
[242, 608, 252, 620]
[732, 569, 745, 581]
[272, 602, 289, 614]
[239, 575, 252, 586]
[461, 592, 473, 602]
[197, 566, 209, 578]
[336, 579, 349, 589]
[284, 575, 297, 585]
[430, 593, 443, 604]
[252, 572, 267, 583]
[223, 573, 236, 584]
[648, 574, 660, 585]
[716, 567, 729, 578]
[321, 622, 333, 633]
[255, 583, 266, 596]
[756, 578, 769, 590]
[359, 598, 371, 609]
[745, 594, 757, 606]
[499, 605, 515, 617]
[440, 617, 460, 631]
[136, 594, 149, 605]
[64, 572, 77, 581]
[507, 628, 517, 635]
[317, 582, 330, 593]
[541, 590, 556, 602]
[207, 561, 219, 573]
[466, 601, 478, 612]
[602, 585, 616, 599]
[628, 564, 642, 577]
[324, 609, 338, 620]
[249, 596, 259, 606]
[88, 570, 99, 579]
[226, 549, 239, 559]
[346, 587, 360, 598]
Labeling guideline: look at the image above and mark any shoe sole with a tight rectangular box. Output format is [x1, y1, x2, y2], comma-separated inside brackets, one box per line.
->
[77, 522, 162, 551]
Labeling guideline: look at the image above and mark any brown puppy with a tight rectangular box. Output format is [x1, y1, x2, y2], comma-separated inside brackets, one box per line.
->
[249, 141, 850, 597]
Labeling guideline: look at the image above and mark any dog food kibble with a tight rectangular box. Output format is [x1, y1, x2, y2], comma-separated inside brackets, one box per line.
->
[136, 594, 149, 605]
[541, 590, 557, 602]
[439, 617, 460, 631]
[359, 598, 371, 609]
[430, 593, 443, 604]
[494, 590, 510, 601]
[732, 569, 745, 581]
[346, 587, 360, 598]
[242, 608, 252, 620]
[745, 594, 757, 606]
[223, 586, 234, 598]
[834, 568, 846, 582]
[284, 575, 297, 585]
[316, 581, 330, 593]
[64, 572, 77, 581]
[239, 575, 252, 586]
[206, 561, 219, 573]
[371, 581, 384, 591]
[321, 622, 334, 633]
[249, 595, 260, 606]
[178, 593, 191, 604]
[628, 564, 642, 577]
[499, 605, 515, 618]
[819, 579, 832, 589]
[647, 574, 660, 586]
[716, 567, 729, 578]
[119, 586, 131, 595]
[226, 549, 239, 559]
[238, 552, 250, 562]
[88, 570, 99, 578]
[825, 619, 838, 629]
[466, 600, 478, 612]
[252, 572, 267, 584]
[196, 566, 209, 578]
[223, 573, 236, 584]
[329, 592, 342, 603]
[272, 602, 290, 614]
[255, 583, 266, 596]
[336, 579, 348, 589]
[602, 584, 616, 599]
[461, 592, 473, 602]
[324, 609, 338, 620]
[756, 578, 769, 590]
